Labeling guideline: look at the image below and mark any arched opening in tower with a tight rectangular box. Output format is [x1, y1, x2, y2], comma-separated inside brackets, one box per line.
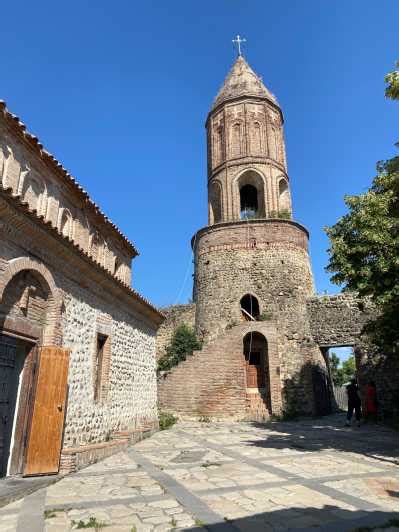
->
[209, 181, 222, 224]
[240, 184, 258, 219]
[240, 294, 260, 321]
[278, 178, 291, 214]
[243, 331, 269, 391]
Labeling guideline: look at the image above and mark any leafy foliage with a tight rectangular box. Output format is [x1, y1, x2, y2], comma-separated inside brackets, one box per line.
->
[330, 353, 356, 386]
[385, 60, 399, 101]
[269, 210, 292, 219]
[159, 411, 177, 430]
[278, 209, 292, 220]
[325, 157, 399, 352]
[157, 324, 202, 371]
[326, 60, 399, 353]
[72, 516, 108, 529]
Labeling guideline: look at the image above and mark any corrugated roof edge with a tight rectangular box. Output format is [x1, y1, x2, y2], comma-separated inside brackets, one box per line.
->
[0, 185, 164, 324]
[0, 100, 138, 257]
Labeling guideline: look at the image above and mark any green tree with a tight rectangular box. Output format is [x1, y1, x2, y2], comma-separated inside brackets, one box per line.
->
[385, 60, 399, 100]
[340, 357, 356, 384]
[330, 353, 356, 386]
[329, 352, 342, 386]
[157, 324, 201, 371]
[325, 61, 399, 353]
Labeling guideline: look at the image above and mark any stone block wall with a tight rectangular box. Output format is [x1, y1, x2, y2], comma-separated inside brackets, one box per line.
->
[307, 293, 373, 347]
[156, 304, 196, 360]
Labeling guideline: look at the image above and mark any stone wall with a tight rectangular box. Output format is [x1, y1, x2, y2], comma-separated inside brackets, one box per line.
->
[307, 293, 372, 347]
[306, 293, 399, 418]
[0, 190, 161, 470]
[193, 219, 314, 346]
[156, 304, 196, 360]
[61, 282, 158, 446]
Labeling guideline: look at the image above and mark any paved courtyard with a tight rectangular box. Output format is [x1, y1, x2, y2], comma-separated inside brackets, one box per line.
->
[1, 414, 399, 531]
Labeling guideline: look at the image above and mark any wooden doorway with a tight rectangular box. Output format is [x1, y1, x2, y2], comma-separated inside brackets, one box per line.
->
[0, 334, 35, 478]
[243, 332, 268, 389]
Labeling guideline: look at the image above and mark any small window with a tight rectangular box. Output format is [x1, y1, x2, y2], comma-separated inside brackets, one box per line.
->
[94, 333, 109, 402]
[240, 294, 260, 321]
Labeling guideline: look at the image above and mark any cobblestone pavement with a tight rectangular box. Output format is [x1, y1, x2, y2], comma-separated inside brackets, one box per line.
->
[1, 414, 399, 531]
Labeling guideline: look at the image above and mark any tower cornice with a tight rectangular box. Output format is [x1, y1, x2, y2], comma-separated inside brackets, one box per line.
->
[205, 95, 284, 128]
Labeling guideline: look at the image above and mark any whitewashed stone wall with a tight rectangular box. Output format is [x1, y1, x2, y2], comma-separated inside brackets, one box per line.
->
[61, 284, 158, 447]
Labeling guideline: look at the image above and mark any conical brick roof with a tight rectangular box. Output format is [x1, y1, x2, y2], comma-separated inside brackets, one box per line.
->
[212, 55, 278, 110]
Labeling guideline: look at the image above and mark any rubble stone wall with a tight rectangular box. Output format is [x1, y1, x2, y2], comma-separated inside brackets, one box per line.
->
[0, 196, 159, 459]
[307, 293, 372, 347]
[156, 304, 196, 360]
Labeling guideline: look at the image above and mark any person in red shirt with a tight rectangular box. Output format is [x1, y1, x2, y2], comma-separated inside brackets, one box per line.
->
[365, 380, 378, 422]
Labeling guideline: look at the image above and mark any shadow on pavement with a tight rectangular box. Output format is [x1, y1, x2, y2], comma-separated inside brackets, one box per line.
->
[244, 414, 399, 466]
[189, 506, 399, 532]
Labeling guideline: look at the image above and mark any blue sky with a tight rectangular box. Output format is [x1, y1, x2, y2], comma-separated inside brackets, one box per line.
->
[2, 1, 398, 311]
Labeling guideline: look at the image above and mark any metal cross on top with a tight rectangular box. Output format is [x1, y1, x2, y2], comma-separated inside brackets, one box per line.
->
[232, 34, 246, 56]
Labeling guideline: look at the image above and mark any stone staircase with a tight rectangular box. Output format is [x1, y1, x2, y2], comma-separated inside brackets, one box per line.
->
[157, 322, 276, 419]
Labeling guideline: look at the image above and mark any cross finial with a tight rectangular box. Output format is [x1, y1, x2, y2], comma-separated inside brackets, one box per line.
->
[232, 35, 246, 56]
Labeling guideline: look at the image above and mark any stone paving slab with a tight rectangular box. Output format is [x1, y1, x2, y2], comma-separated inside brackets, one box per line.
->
[0, 414, 399, 531]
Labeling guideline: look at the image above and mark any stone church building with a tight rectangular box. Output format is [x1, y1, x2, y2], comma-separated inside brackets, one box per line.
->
[0, 101, 163, 478]
[158, 55, 377, 420]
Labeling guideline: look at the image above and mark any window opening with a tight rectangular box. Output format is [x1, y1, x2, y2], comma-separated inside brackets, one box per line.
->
[240, 294, 260, 321]
[94, 334, 107, 402]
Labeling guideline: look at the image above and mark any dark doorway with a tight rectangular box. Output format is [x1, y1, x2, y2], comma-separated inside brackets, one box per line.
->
[240, 294, 260, 321]
[0, 334, 32, 477]
[240, 184, 258, 219]
[312, 365, 331, 416]
[243, 332, 268, 389]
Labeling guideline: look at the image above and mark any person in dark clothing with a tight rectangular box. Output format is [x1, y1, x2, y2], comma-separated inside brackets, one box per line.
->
[346, 377, 362, 427]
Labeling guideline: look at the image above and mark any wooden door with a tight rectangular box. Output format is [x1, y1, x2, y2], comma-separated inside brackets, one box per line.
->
[23, 347, 70, 476]
[0, 335, 18, 477]
[245, 351, 265, 388]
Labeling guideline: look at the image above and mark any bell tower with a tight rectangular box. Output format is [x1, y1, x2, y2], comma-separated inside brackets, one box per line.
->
[192, 49, 314, 345]
[206, 55, 292, 225]
[158, 42, 326, 421]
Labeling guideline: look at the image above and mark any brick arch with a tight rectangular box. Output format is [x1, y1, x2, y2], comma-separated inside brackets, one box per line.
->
[277, 176, 291, 213]
[0, 257, 62, 345]
[209, 179, 223, 224]
[233, 168, 267, 219]
[239, 324, 282, 416]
